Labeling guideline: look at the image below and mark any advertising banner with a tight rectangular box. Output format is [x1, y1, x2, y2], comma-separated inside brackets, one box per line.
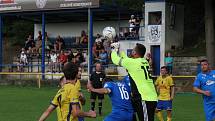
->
[0, 0, 99, 13]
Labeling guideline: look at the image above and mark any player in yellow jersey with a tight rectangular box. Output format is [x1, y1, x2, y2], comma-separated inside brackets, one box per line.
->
[38, 63, 96, 121]
[155, 66, 175, 121]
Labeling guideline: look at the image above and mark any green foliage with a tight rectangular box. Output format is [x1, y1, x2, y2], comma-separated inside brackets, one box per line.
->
[3, 19, 34, 46]
[0, 86, 205, 121]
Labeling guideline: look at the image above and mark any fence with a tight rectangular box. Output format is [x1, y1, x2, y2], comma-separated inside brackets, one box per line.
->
[0, 72, 196, 93]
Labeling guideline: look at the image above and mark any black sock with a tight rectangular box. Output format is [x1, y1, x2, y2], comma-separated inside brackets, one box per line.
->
[98, 102, 102, 114]
[91, 102, 95, 111]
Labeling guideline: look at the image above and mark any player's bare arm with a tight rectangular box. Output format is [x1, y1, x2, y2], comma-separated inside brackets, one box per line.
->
[170, 86, 175, 100]
[38, 105, 56, 121]
[72, 104, 96, 118]
[193, 87, 211, 96]
[87, 81, 111, 94]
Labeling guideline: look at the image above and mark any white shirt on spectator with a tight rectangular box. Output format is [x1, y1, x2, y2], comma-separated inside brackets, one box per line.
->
[20, 52, 28, 64]
[50, 53, 57, 63]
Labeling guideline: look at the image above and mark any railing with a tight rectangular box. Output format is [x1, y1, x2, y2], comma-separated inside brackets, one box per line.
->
[119, 26, 145, 41]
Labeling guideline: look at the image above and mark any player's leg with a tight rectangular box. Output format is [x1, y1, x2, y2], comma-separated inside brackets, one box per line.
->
[131, 94, 144, 121]
[166, 100, 173, 121]
[90, 92, 96, 111]
[144, 101, 157, 121]
[98, 94, 104, 115]
[156, 100, 164, 121]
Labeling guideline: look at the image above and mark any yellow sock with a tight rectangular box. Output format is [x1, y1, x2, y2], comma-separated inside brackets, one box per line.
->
[156, 112, 164, 121]
[167, 116, 172, 121]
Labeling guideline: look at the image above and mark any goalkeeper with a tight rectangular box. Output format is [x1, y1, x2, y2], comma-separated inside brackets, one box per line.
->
[111, 42, 157, 121]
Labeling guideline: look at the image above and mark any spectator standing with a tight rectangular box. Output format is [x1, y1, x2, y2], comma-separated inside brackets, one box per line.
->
[193, 59, 215, 121]
[25, 34, 35, 51]
[135, 15, 141, 37]
[146, 53, 153, 74]
[54, 35, 65, 52]
[80, 30, 88, 44]
[58, 50, 67, 72]
[129, 15, 136, 36]
[165, 52, 173, 74]
[18, 51, 28, 72]
[49, 51, 58, 72]
[89, 63, 106, 115]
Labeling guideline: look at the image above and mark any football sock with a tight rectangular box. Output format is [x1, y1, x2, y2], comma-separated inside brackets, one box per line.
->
[98, 102, 102, 115]
[91, 102, 95, 111]
[156, 111, 164, 121]
[167, 115, 172, 121]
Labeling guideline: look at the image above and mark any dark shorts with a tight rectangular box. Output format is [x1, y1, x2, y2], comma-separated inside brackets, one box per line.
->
[156, 100, 172, 110]
[90, 92, 104, 100]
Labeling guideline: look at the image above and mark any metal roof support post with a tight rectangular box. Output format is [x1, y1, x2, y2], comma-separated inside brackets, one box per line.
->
[88, 8, 93, 75]
[41, 12, 46, 80]
[0, 15, 3, 72]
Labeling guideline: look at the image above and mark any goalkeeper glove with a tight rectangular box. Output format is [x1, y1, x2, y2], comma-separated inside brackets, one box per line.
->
[110, 42, 120, 52]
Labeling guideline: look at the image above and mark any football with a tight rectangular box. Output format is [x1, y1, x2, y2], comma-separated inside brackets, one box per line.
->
[102, 26, 116, 41]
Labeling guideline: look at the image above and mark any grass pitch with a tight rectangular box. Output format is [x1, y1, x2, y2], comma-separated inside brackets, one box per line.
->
[0, 86, 205, 121]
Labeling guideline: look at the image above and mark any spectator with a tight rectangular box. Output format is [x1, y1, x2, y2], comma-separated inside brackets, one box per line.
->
[54, 35, 65, 52]
[80, 30, 88, 44]
[95, 42, 104, 58]
[103, 38, 111, 58]
[45, 34, 52, 51]
[165, 52, 173, 74]
[95, 48, 108, 65]
[146, 53, 153, 73]
[58, 50, 67, 72]
[18, 51, 28, 72]
[67, 49, 74, 62]
[95, 34, 102, 43]
[49, 51, 58, 72]
[135, 15, 141, 37]
[32, 38, 42, 54]
[75, 51, 85, 66]
[24, 34, 35, 51]
[37, 31, 42, 41]
[128, 15, 136, 36]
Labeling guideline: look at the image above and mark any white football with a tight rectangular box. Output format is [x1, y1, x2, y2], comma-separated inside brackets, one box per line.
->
[102, 27, 116, 40]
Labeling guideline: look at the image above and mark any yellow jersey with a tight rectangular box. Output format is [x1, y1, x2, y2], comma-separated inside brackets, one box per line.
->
[52, 83, 79, 121]
[75, 80, 83, 110]
[155, 75, 174, 100]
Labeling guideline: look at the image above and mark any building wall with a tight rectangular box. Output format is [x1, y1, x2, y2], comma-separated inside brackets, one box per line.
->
[165, 3, 184, 51]
[145, 1, 166, 67]
[34, 20, 129, 38]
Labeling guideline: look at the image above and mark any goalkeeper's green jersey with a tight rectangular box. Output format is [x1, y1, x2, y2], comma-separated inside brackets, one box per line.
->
[111, 51, 157, 101]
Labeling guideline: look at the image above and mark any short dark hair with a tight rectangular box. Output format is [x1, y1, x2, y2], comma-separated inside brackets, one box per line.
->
[161, 66, 168, 70]
[200, 59, 208, 64]
[63, 62, 79, 80]
[135, 43, 146, 57]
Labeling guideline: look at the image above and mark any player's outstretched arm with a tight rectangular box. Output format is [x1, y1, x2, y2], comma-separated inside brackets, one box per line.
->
[72, 104, 96, 118]
[38, 105, 56, 121]
[193, 87, 211, 96]
[92, 88, 111, 94]
[87, 81, 111, 94]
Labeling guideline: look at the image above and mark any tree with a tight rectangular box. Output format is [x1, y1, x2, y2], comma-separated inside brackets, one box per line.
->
[205, 0, 215, 67]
